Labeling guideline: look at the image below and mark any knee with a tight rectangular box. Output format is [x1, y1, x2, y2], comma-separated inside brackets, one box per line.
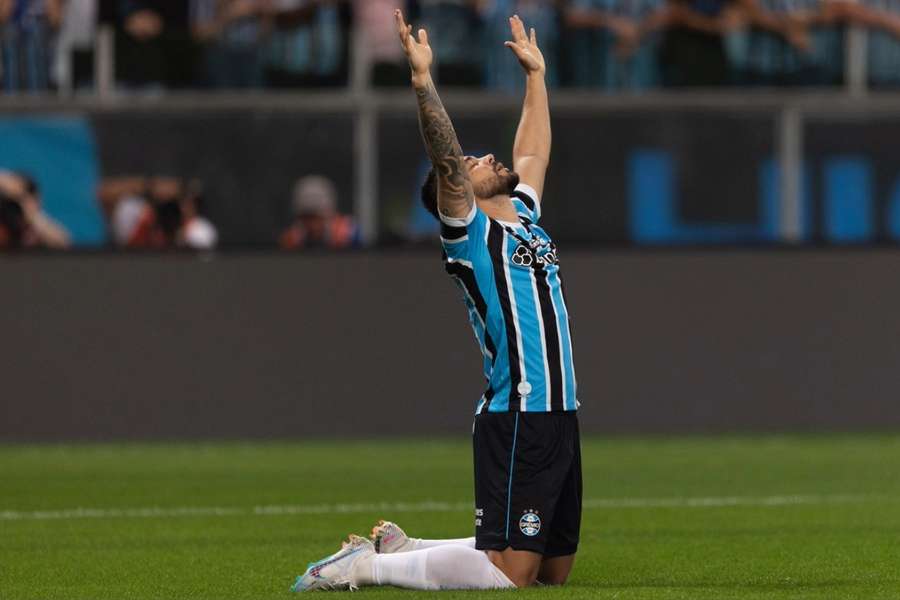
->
[538, 573, 569, 586]
[506, 571, 539, 588]
[493, 561, 540, 588]
[486, 549, 542, 588]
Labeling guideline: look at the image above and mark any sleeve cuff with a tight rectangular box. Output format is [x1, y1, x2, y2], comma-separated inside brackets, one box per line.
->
[514, 183, 541, 207]
[438, 202, 478, 228]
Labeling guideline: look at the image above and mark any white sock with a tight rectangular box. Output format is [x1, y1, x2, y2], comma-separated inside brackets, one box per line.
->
[407, 536, 476, 551]
[355, 545, 515, 590]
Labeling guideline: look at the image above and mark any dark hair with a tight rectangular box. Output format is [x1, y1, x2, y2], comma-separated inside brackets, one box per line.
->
[0, 193, 26, 246]
[420, 167, 439, 220]
[20, 174, 38, 196]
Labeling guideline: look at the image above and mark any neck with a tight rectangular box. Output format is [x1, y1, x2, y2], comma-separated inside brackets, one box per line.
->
[476, 195, 519, 223]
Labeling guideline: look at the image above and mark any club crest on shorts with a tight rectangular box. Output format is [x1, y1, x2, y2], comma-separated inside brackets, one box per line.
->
[519, 509, 541, 537]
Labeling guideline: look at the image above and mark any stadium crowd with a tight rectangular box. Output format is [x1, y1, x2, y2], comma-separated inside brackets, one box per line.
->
[2, 1, 900, 93]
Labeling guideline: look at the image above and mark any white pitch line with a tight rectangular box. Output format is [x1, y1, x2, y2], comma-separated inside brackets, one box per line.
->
[0, 494, 880, 522]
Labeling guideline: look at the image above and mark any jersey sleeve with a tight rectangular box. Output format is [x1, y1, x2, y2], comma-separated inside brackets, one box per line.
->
[510, 183, 541, 223]
[439, 202, 487, 264]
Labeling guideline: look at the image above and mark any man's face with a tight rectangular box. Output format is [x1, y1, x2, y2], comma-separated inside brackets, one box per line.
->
[464, 154, 519, 200]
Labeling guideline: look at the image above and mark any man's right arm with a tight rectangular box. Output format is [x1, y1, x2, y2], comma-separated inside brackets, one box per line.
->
[396, 10, 474, 221]
[413, 74, 474, 220]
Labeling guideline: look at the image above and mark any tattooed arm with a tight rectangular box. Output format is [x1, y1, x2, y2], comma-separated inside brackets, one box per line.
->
[395, 9, 474, 220]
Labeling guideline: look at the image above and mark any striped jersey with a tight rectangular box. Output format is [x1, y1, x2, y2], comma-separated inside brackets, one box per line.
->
[440, 183, 578, 414]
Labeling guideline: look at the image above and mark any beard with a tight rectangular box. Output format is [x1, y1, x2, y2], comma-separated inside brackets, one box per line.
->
[473, 170, 520, 199]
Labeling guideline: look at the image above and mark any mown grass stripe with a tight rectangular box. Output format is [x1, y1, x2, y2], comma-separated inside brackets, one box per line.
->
[0, 493, 882, 522]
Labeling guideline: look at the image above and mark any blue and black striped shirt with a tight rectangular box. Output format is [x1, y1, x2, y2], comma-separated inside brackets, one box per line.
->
[440, 184, 578, 414]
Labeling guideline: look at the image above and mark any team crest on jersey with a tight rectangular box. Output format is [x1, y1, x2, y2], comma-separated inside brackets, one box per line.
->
[519, 509, 541, 537]
[511, 238, 558, 269]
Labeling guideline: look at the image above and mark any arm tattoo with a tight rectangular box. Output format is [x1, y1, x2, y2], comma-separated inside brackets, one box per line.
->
[415, 80, 474, 216]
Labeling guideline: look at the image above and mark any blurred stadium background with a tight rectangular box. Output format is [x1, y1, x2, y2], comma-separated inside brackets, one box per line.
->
[1, 0, 900, 437]
[2, 2, 900, 598]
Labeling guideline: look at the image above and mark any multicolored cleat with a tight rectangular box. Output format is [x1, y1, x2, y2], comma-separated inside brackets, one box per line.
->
[291, 534, 374, 592]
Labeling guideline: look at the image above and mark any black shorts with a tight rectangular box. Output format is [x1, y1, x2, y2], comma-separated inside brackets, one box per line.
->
[473, 410, 582, 557]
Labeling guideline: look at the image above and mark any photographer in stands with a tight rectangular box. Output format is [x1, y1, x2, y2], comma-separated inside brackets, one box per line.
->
[0, 171, 71, 249]
[279, 175, 359, 250]
[99, 175, 218, 249]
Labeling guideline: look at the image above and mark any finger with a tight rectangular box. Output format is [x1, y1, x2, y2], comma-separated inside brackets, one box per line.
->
[517, 15, 529, 42]
[402, 24, 413, 49]
[396, 11, 410, 46]
[418, 28, 429, 46]
[504, 40, 526, 58]
[530, 27, 537, 45]
[509, 14, 525, 42]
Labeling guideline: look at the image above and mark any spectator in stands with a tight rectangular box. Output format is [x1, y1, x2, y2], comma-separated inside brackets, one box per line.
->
[415, 0, 483, 85]
[116, 0, 198, 89]
[353, 0, 408, 86]
[658, 0, 738, 86]
[790, 0, 845, 86]
[0, 170, 70, 248]
[481, 0, 560, 91]
[0, 0, 64, 91]
[735, 0, 822, 86]
[191, 0, 271, 89]
[54, 0, 99, 90]
[279, 175, 359, 250]
[854, 0, 900, 88]
[564, 0, 615, 88]
[565, 0, 665, 91]
[264, 0, 349, 88]
[99, 176, 218, 249]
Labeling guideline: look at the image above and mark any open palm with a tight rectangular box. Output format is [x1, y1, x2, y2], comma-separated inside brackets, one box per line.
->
[395, 9, 433, 76]
[505, 15, 545, 75]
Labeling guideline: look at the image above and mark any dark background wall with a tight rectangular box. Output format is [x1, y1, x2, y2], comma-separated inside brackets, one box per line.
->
[2, 251, 899, 441]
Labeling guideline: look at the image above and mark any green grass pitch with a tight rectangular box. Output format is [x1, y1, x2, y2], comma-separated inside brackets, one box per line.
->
[2, 435, 899, 600]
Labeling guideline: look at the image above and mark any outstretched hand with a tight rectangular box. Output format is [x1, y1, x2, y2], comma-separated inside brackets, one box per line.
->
[395, 9, 432, 77]
[505, 14, 545, 75]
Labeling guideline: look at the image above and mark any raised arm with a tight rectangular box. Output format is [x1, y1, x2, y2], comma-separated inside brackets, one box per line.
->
[506, 15, 550, 199]
[395, 9, 473, 220]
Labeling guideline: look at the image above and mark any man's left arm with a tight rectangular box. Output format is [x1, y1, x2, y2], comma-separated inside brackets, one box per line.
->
[507, 15, 550, 200]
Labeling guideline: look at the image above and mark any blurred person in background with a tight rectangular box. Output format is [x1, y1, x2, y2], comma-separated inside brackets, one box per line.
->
[264, 0, 349, 88]
[116, 0, 198, 89]
[482, 0, 559, 91]
[353, 0, 409, 86]
[564, 0, 617, 87]
[0, 0, 64, 91]
[853, 0, 900, 88]
[53, 0, 98, 89]
[191, 0, 272, 89]
[99, 175, 218, 249]
[783, 0, 845, 86]
[735, 0, 821, 86]
[565, 0, 665, 91]
[279, 175, 359, 250]
[415, 0, 483, 85]
[0, 170, 70, 248]
[657, 0, 740, 86]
